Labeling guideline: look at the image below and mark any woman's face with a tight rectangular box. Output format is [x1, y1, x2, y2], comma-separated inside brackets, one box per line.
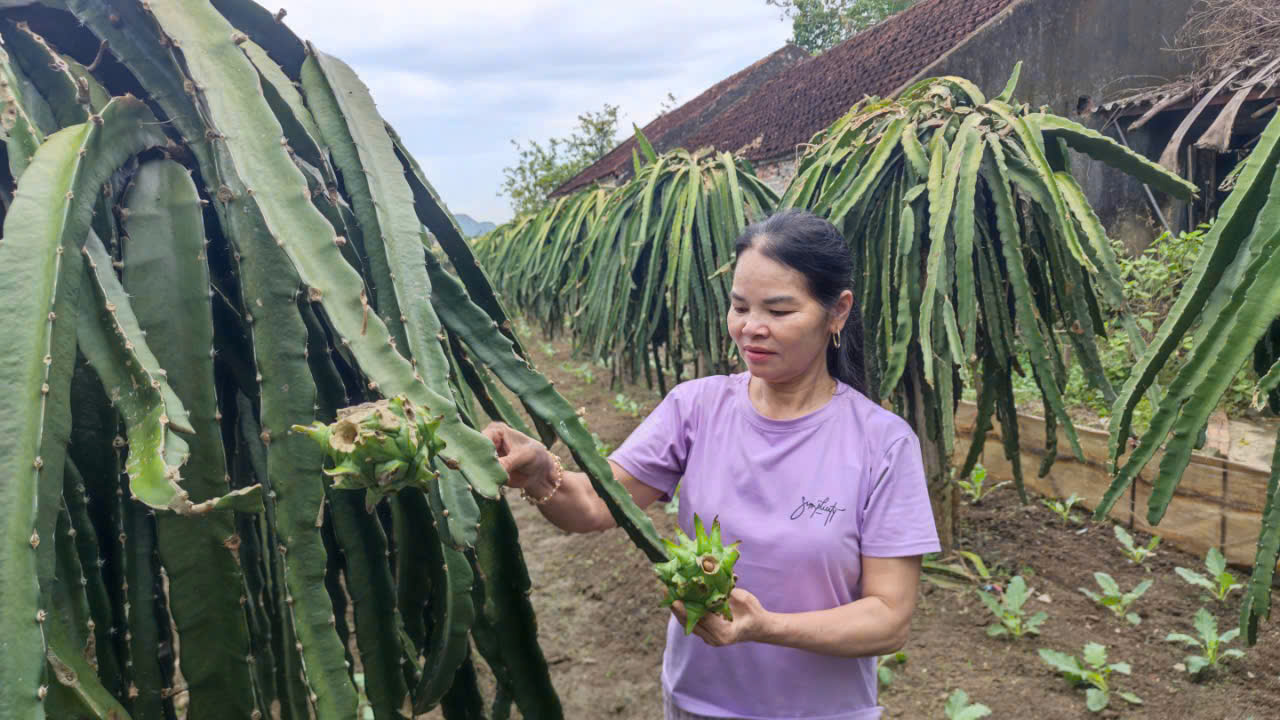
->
[728, 246, 847, 385]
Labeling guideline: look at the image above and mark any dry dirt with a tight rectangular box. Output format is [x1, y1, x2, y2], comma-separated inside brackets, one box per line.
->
[472, 328, 1280, 719]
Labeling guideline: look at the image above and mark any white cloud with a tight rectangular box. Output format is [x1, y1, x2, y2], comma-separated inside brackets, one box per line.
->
[279, 0, 793, 222]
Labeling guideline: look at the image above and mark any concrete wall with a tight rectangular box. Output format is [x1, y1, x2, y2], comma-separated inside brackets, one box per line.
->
[918, 0, 1201, 247]
[755, 157, 796, 196]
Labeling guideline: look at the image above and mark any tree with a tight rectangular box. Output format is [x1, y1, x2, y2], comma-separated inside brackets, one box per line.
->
[767, 0, 918, 54]
[499, 103, 620, 215]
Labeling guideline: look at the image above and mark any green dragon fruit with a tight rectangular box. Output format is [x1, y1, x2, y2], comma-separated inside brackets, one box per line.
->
[655, 514, 741, 635]
[292, 396, 446, 508]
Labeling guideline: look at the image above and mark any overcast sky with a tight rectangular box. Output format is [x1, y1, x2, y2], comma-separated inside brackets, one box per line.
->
[283, 1, 793, 225]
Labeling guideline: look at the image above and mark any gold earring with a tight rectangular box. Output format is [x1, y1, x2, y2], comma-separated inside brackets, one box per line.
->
[832, 332, 841, 349]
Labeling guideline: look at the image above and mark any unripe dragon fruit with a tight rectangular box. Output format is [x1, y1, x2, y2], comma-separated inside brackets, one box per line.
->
[654, 514, 741, 635]
[291, 395, 446, 508]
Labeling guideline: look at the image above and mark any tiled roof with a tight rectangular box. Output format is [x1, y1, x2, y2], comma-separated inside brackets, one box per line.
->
[681, 0, 1018, 164]
[551, 44, 810, 196]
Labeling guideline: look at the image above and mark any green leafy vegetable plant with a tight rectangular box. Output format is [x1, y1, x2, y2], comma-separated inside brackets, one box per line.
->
[944, 689, 992, 720]
[877, 651, 907, 688]
[561, 362, 596, 384]
[977, 575, 1047, 639]
[956, 464, 1009, 505]
[1113, 525, 1160, 566]
[1175, 547, 1243, 603]
[1042, 493, 1084, 524]
[1166, 607, 1245, 675]
[1038, 643, 1143, 713]
[612, 392, 642, 417]
[1079, 572, 1152, 625]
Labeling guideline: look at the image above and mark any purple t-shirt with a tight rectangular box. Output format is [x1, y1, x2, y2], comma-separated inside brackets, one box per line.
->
[610, 373, 940, 720]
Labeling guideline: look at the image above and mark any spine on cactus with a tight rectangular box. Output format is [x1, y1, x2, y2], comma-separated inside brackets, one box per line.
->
[123, 492, 171, 718]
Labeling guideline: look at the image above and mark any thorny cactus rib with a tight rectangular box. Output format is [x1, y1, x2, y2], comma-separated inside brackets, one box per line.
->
[0, 95, 165, 716]
[123, 158, 260, 718]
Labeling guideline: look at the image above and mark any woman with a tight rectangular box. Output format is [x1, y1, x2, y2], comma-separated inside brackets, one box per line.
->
[483, 209, 940, 720]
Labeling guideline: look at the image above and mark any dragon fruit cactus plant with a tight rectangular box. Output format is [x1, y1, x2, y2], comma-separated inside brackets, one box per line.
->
[0, 1, 672, 715]
[656, 514, 742, 635]
[292, 396, 448, 508]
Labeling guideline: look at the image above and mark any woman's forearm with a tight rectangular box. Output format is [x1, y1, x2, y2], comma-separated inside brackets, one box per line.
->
[753, 595, 910, 659]
[521, 465, 615, 534]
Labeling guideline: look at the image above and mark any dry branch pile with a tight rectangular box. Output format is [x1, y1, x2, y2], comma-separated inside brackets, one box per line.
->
[1102, 0, 1280, 169]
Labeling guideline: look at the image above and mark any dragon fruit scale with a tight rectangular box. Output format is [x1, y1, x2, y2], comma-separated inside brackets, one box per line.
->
[291, 396, 447, 509]
[654, 514, 741, 635]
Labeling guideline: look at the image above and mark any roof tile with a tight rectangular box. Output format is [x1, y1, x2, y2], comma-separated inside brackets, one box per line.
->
[686, 0, 1017, 163]
[555, 0, 1016, 196]
[552, 44, 809, 196]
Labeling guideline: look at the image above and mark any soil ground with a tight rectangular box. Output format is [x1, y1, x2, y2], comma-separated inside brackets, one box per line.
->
[472, 327, 1280, 719]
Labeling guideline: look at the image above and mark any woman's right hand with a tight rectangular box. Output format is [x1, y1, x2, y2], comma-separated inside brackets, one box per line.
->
[482, 421, 554, 491]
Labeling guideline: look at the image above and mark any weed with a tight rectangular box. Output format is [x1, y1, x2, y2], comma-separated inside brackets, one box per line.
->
[540, 341, 556, 357]
[977, 575, 1046, 639]
[944, 689, 992, 719]
[1113, 525, 1160, 566]
[1175, 547, 1243, 603]
[1079, 572, 1152, 625]
[1039, 642, 1143, 713]
[1166, 607, 1245, 675]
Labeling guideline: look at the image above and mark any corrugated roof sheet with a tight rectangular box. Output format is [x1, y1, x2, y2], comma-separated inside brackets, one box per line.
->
[551, 44, 810, 196]
[684, 0, 1018, 164]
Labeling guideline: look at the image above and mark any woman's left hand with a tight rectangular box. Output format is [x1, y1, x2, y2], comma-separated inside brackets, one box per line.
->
[671, 588, 768, 647]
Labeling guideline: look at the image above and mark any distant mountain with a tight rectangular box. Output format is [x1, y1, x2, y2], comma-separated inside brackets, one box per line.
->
[454, 213, 497, 238]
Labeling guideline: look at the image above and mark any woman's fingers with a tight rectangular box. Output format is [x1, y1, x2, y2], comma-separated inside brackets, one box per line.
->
[693, 625, 716, 646]
[494, 443, 543, 486]
[482, 422, 510, 455]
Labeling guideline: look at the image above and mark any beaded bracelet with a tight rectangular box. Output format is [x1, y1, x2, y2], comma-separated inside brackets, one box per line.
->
[521, 452, 564, 505]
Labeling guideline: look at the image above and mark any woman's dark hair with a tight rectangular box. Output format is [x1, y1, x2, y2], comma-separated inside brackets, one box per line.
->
[733, 209, 867, 394]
